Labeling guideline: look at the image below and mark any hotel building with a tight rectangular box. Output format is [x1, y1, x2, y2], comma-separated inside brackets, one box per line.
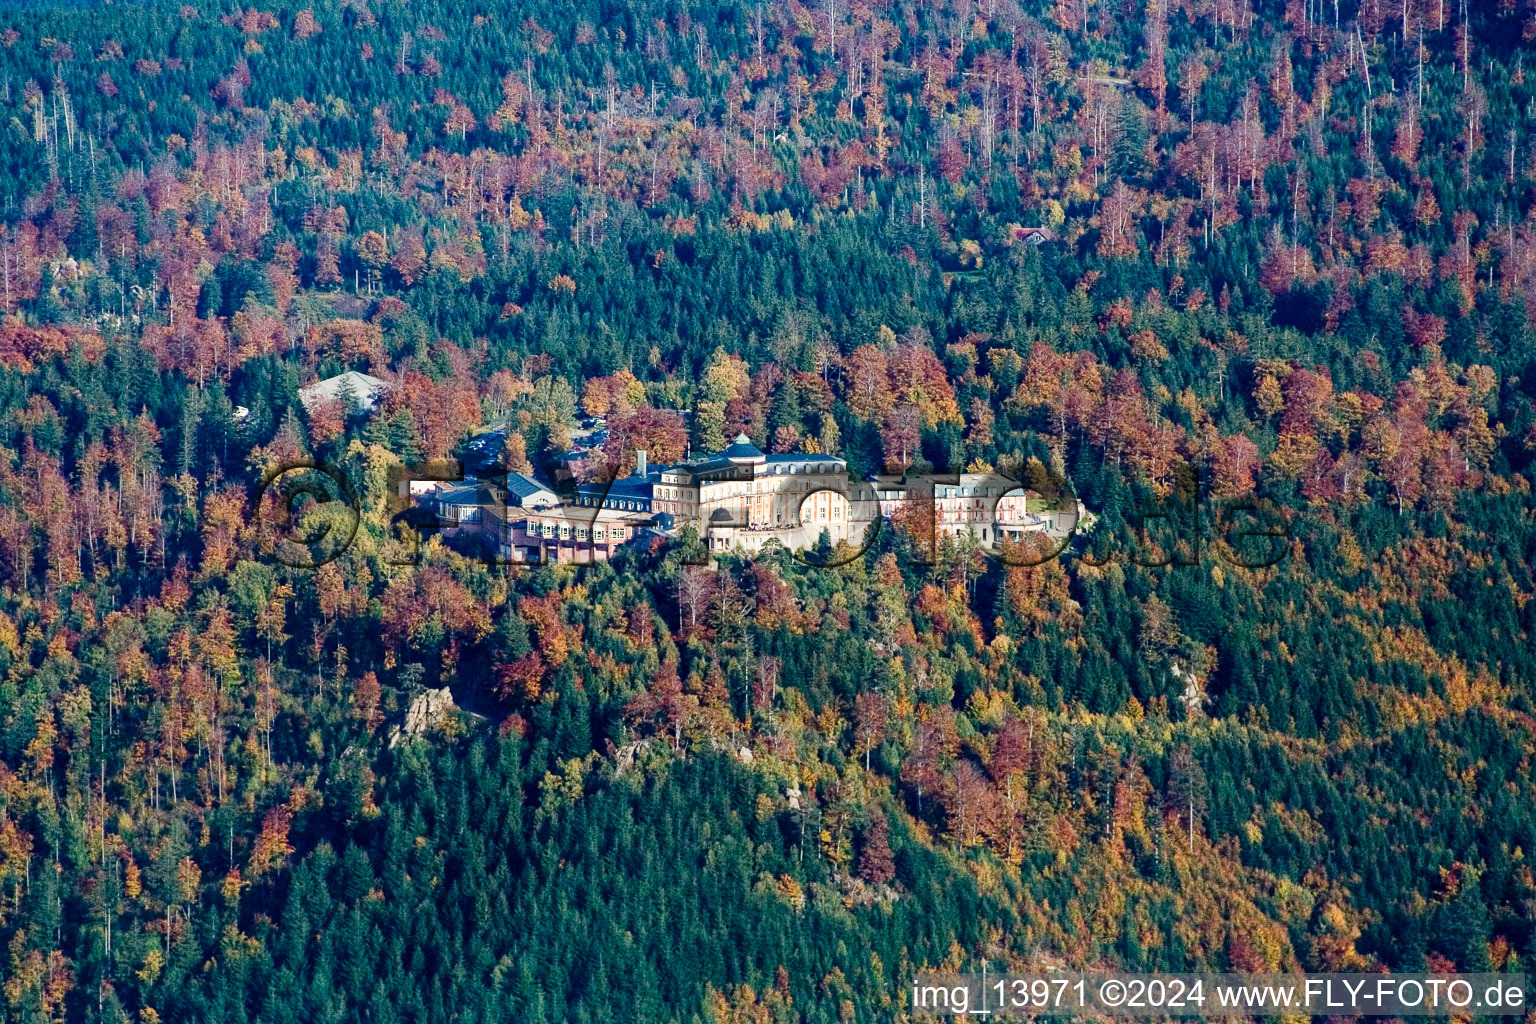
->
[414, 432, 1076, 563]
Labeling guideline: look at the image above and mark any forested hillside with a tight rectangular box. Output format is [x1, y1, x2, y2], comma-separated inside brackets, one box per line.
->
[0, 0, 1535, 1020]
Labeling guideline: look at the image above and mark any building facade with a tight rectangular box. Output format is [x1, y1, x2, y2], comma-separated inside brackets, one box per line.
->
[502, 506, 651, 564]
[654, 435, 878, 554]
[871, 471, 1081, 546]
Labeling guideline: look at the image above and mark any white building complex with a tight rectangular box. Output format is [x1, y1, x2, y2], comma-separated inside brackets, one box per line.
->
[416, 431, 1079, 563]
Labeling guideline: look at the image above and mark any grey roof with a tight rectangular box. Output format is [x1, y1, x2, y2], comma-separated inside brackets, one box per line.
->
[298, 371, 393, 412]
[574, 469, 660, 510]
[436, 482, 500, 506]
[662, 438, 848, 481]
[506, 472, 556, 502]
[671, 454, 846, 480]
[763, 453, 846, 469]
[709, 508, 734, 522]
[685, 457, 737, 474]
[603, 478, 655, 500]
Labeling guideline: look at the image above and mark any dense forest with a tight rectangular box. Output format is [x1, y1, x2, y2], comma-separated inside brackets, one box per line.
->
[0, 0, 1535, 1019]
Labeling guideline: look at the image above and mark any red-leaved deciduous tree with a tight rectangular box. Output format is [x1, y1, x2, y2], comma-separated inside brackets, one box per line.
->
[601, 406, 689, 475]
[857, 810, 895, 885]
[879, 405, 922, 472]
[623, 659, 696, 749]
[390, 230, 428, 286]
[1209, 434, 1261, 498]
[901, 706, 957, 814]
[942, 760, 996, 847]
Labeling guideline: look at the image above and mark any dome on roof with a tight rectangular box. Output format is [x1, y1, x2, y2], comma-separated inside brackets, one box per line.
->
[709, 508, 734, 522]
[722, 432, 765, 463]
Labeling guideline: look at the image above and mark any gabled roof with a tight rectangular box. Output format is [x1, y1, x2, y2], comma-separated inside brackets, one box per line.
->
[1010, 226, 1056, 244]
[298, 371, 394, 412]
[505, 472, 557, 503]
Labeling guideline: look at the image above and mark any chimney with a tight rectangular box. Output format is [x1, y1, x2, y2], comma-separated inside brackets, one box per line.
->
[635, 449, 648, 478]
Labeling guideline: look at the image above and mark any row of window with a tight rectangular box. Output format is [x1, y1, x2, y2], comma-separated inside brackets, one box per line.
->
[526, 522, 630, 542]
[939, 487, 1009, 498]
[765, 462, 839, 475]
[576, 496, 648, 511]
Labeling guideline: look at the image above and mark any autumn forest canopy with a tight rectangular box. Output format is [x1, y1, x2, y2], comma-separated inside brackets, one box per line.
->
[1, 0, 1536, 1019]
